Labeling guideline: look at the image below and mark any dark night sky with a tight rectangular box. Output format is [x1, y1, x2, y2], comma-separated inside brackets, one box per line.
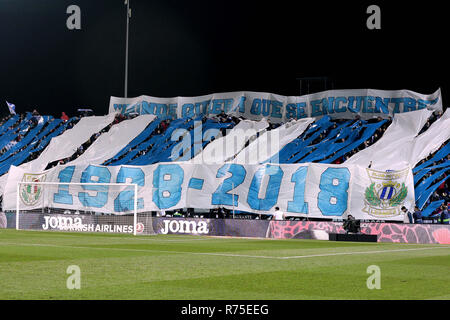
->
[0, 0, 448, 117]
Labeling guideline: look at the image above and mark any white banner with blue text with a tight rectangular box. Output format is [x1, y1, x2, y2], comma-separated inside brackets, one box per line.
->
[4, 162, 415, 221]
[109, 88, 442, 123]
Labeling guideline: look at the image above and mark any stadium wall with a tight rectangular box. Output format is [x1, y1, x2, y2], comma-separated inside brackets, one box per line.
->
[268, 220, 450, 244]
[5, 214, 450, 244]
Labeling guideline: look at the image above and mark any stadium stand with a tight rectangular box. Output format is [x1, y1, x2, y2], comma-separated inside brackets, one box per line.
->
[0, 107, 449, 223]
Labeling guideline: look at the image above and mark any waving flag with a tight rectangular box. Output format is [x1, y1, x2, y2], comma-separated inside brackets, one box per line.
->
[6, 101, 16, 115]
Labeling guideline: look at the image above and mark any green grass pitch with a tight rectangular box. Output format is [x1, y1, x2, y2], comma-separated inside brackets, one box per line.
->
[0, 229, 449, 300]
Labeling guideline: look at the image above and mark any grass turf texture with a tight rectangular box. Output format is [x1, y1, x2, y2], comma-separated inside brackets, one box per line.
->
[0, 229, 449, 300]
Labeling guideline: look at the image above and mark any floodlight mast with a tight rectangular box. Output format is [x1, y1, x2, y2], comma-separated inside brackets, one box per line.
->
[124, 0, 131, 98]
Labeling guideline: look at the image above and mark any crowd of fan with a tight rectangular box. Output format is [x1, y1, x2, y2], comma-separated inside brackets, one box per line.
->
[103, 117, 173, 165]
[0, 109, 448, 224]
[285, 115, 392, 164]
[337, 115, 392, 163]
[141, 112, 449, 223]
[0, 109, 94, 168]
[418, 110, 443, 135]
[44, 113, 134, 169]
[0, 111, 78, 162]
[414, 139, 450, 223]
[104, 112, 243, 165]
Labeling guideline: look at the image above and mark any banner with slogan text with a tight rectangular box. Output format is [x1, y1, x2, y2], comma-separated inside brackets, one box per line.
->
[4, 162, 415, 221]
[109, 88, 442, 123]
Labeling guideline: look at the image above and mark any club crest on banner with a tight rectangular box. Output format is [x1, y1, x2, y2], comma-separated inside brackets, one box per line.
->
[19, 173, 47, 206]
[363, 168, 409, 218]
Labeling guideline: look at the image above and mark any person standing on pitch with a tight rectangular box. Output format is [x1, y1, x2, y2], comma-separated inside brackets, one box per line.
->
[273, 207, 285, 221]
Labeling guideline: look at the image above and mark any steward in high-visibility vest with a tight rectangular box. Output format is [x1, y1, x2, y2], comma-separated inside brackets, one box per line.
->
[173, 210, 183, 218]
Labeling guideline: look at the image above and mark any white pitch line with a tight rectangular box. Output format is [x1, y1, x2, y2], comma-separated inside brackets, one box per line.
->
[0, 242, 279, 259]
[280, 246, 450, 259]
[0, 241, 449, 260]
[130, 237, 216, 242]
[4, 231, 216, 242]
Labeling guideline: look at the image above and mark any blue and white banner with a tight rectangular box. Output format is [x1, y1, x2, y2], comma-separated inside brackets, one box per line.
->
[109, 88, 443, 123]
[4, 162, 415, 221]
[346, 108, 450, 170]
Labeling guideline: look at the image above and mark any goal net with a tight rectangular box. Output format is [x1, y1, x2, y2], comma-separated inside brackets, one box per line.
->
[16, 181, 155, 235]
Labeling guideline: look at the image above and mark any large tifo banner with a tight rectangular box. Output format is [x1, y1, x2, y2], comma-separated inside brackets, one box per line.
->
[4, 162, 415, 221]
[109, 88, 442, 123]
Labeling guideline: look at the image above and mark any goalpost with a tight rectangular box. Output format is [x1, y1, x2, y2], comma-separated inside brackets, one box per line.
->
[15, 181, 154, 235]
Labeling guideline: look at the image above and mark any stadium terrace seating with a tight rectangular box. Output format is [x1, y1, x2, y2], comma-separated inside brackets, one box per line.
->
[102, 118, 162, 165]
[264, 118, 387, 165]
[0, 109, 448, 221]
[266, 116, 335, 164]
[320, 120, 387, 164]
[0, 115, 50, 162]
[421, 200, 445, 218]
[412, 139, 450, 211]
[0, 114, 19, 135]
[413, 141, 450, 173]
[0, 115, 79, 175]
[103, 116, 235, 166]
[0, 113, 32, 150]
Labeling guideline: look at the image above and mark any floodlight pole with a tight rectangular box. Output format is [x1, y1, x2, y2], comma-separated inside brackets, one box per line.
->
[124, 0, 131, 98]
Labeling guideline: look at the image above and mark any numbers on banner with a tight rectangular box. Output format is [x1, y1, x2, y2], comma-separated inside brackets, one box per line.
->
[287, 166, 309, 214]
[53, 166, 76, 205]
[247, 164, 284, 211]
[78, 165, 111, 208]
[51, 163, 353, 217]
[317, 167, 350, 216]
[152, 164, 184, 209]
[211, 164, 246, 206]
[114, 167, 145, 212]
